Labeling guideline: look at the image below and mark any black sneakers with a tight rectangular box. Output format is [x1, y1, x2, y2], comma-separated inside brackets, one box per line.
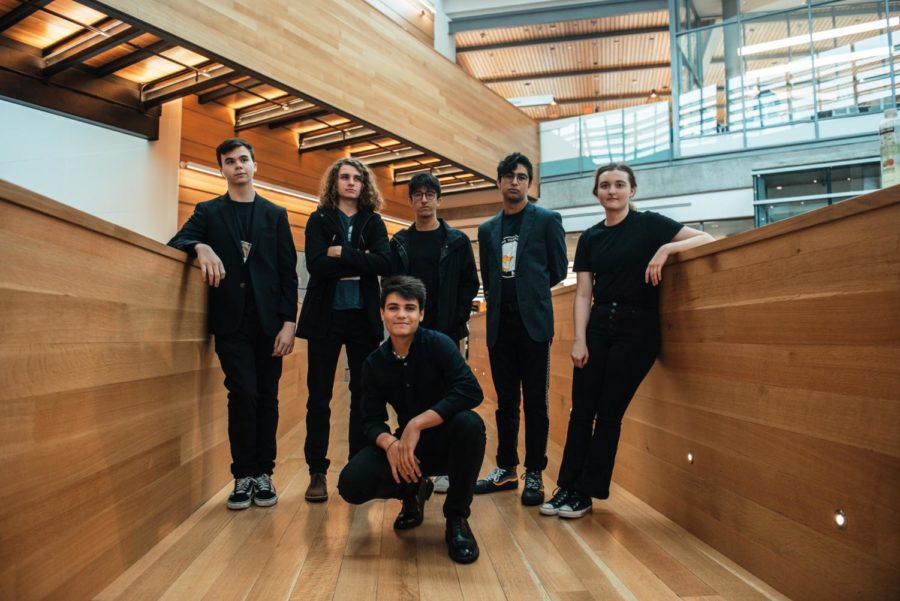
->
[539, 488, 571, 516]
[521, 470, 544, 506]
[394, 478, 434, 530]
[558, 491, 593, 519]
[445, 516, 479, 564]
[254, 473, 278, 507]
[227, 477, 256, 510]
[474, 466, 518, 494]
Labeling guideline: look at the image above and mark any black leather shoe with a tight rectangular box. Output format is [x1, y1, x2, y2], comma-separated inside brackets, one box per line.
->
[445, 517, 479, 564]
[394, 478, 434, 530]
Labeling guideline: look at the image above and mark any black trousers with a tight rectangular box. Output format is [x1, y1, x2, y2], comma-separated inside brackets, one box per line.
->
[304, 308, 381, 475]
[488, 309, 551, 471]
[338, 411, 486, 518]
[557, 303, 660, 499]
[214, 308, 283, 479]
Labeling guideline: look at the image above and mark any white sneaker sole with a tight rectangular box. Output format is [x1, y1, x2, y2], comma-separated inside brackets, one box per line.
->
[558, 506, 592, 519]
[539, 505, 560, 516]
[254, 496, 278, 507]
[227, 498, 253, 510]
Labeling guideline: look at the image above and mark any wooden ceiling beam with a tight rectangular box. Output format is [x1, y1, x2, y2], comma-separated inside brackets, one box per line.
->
[481, 62, 671, 84]
[456, 26, 668, 53]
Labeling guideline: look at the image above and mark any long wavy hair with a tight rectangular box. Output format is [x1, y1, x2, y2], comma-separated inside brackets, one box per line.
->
[318, 157, 383, 212]
[593, 162, 637, 211]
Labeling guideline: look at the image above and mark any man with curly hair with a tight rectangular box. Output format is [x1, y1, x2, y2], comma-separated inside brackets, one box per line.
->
[297, 157, 391, 503]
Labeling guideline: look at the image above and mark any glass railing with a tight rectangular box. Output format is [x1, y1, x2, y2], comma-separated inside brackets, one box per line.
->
[540, 101, 672, 178]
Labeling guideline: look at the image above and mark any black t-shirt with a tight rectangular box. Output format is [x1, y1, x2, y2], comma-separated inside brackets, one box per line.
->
[573, 210, 682, 309]
[408, 227, 442, 328]
[229, 200, 256, 310]
[500, 209, 525, 305]
[333, 211, 362, 310]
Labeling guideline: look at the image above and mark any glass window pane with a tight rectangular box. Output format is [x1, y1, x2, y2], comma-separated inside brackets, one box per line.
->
[831, 162, 881, 192]
[762, 168, 828, 199]
[811, 1, 897, 117]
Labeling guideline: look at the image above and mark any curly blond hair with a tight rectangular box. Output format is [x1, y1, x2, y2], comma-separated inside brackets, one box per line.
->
[318, 157, 383, 212]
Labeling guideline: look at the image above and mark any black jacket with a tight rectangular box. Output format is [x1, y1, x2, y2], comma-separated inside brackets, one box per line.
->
[361, 327, 483, 443]
[477, 202, 568, 347]
[296, 207, 391, 340]
[168, 193, 298, 337]
[390, 219, 480, 340]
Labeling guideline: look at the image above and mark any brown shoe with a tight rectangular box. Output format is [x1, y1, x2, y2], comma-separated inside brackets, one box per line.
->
[305, 473, 328, 502]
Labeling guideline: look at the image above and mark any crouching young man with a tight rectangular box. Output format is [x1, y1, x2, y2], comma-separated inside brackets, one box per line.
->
[338, 276, 486, 563]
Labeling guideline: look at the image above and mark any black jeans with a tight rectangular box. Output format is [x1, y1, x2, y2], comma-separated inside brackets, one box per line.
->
[304, 308, 381, 475]
[214, 309, 283, 479]
[337, 411, 486, 518]
[488, 309, 551, 472]
[557, 303, 660, 499]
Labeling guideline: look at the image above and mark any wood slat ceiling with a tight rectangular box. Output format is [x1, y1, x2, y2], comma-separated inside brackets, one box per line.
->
[455, 10, 672, 121]
[0, 0, 492, 193]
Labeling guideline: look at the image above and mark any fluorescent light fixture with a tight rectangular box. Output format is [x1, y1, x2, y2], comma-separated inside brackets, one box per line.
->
[739, 17, 899, 56]
[507, 95, 555, 108]
[179, 161, 411, 226]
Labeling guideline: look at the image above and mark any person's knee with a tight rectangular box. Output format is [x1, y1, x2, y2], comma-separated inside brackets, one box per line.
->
[449, 411, 486, 444]
[337, 467, 369, 505]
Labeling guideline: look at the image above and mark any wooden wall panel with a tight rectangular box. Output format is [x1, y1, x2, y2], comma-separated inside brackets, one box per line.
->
[93, 0, 537, 180]
[364, 0, 434, 47]
[466, 186, 900, 601]
[0, 179, 307, 601]
[178, 96, 414, 225]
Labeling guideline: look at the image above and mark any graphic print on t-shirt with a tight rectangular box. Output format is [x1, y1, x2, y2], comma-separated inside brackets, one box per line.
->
[501, 235, 518, 278]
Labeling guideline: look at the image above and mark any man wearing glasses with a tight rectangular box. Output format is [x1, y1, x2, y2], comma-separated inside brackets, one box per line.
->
[474, 152, 568, 507]
[390, 172, 480, 495]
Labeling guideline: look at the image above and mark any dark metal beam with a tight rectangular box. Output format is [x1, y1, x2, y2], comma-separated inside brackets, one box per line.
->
[0, 37, 157, 138]
[481, 62, 671, 84]
[555, 91, 672, 105]
[142, 65, 236, 107]
[448, 1, 667, 34]
[456, 26, 668, 53]
[265, 109, 331, 130]
[0, 0, 52, 34]
[299, 130, 382, 154]
[197, 77, 261, 104]
[43, 22, 141, 77]
[92, 39, 174, 77]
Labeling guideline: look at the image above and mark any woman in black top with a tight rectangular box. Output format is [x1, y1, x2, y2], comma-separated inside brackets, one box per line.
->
[297, 157, 391, 502]
[541, 163, 714, 519]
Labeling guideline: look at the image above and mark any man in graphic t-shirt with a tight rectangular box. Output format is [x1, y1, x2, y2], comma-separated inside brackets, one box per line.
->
[475, 152, 568, 507]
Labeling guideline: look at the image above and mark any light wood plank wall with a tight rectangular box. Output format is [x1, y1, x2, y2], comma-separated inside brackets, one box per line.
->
[467, 186, 900, 601]
[0, 179, 307, 601]
[178, 95, 413, 243]
[365, 0, 434, 47]
[96, 0, 538, 181]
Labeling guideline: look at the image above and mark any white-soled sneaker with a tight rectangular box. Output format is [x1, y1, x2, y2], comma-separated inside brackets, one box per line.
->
[539, 488, 571, 516]
[254, 473, 278, 507]
[433, 475, 450, 494]
[227, 477, 256, 510]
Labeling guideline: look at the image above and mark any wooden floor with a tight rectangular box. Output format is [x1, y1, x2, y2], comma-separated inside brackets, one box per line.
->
[96, 388, 793, 601]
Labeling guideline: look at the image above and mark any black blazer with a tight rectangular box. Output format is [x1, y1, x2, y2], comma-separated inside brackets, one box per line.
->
[296, 207, 391, 340]
[477, 202, 568, 347]
[168, 193, 298, 337]
[390, 219, 480, 341]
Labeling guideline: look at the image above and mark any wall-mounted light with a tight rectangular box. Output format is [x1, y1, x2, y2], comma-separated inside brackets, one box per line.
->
[687, 451, 694, 464]
[834, 509, 846, 528]
[650, 90, 659, 99]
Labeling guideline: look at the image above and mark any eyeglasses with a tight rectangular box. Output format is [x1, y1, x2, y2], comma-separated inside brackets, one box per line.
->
[500, 173, 529, 183]
[411, 191, 438, 201]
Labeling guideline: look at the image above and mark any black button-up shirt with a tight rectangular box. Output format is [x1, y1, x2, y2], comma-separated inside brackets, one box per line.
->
[361, 327, 483, 443]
